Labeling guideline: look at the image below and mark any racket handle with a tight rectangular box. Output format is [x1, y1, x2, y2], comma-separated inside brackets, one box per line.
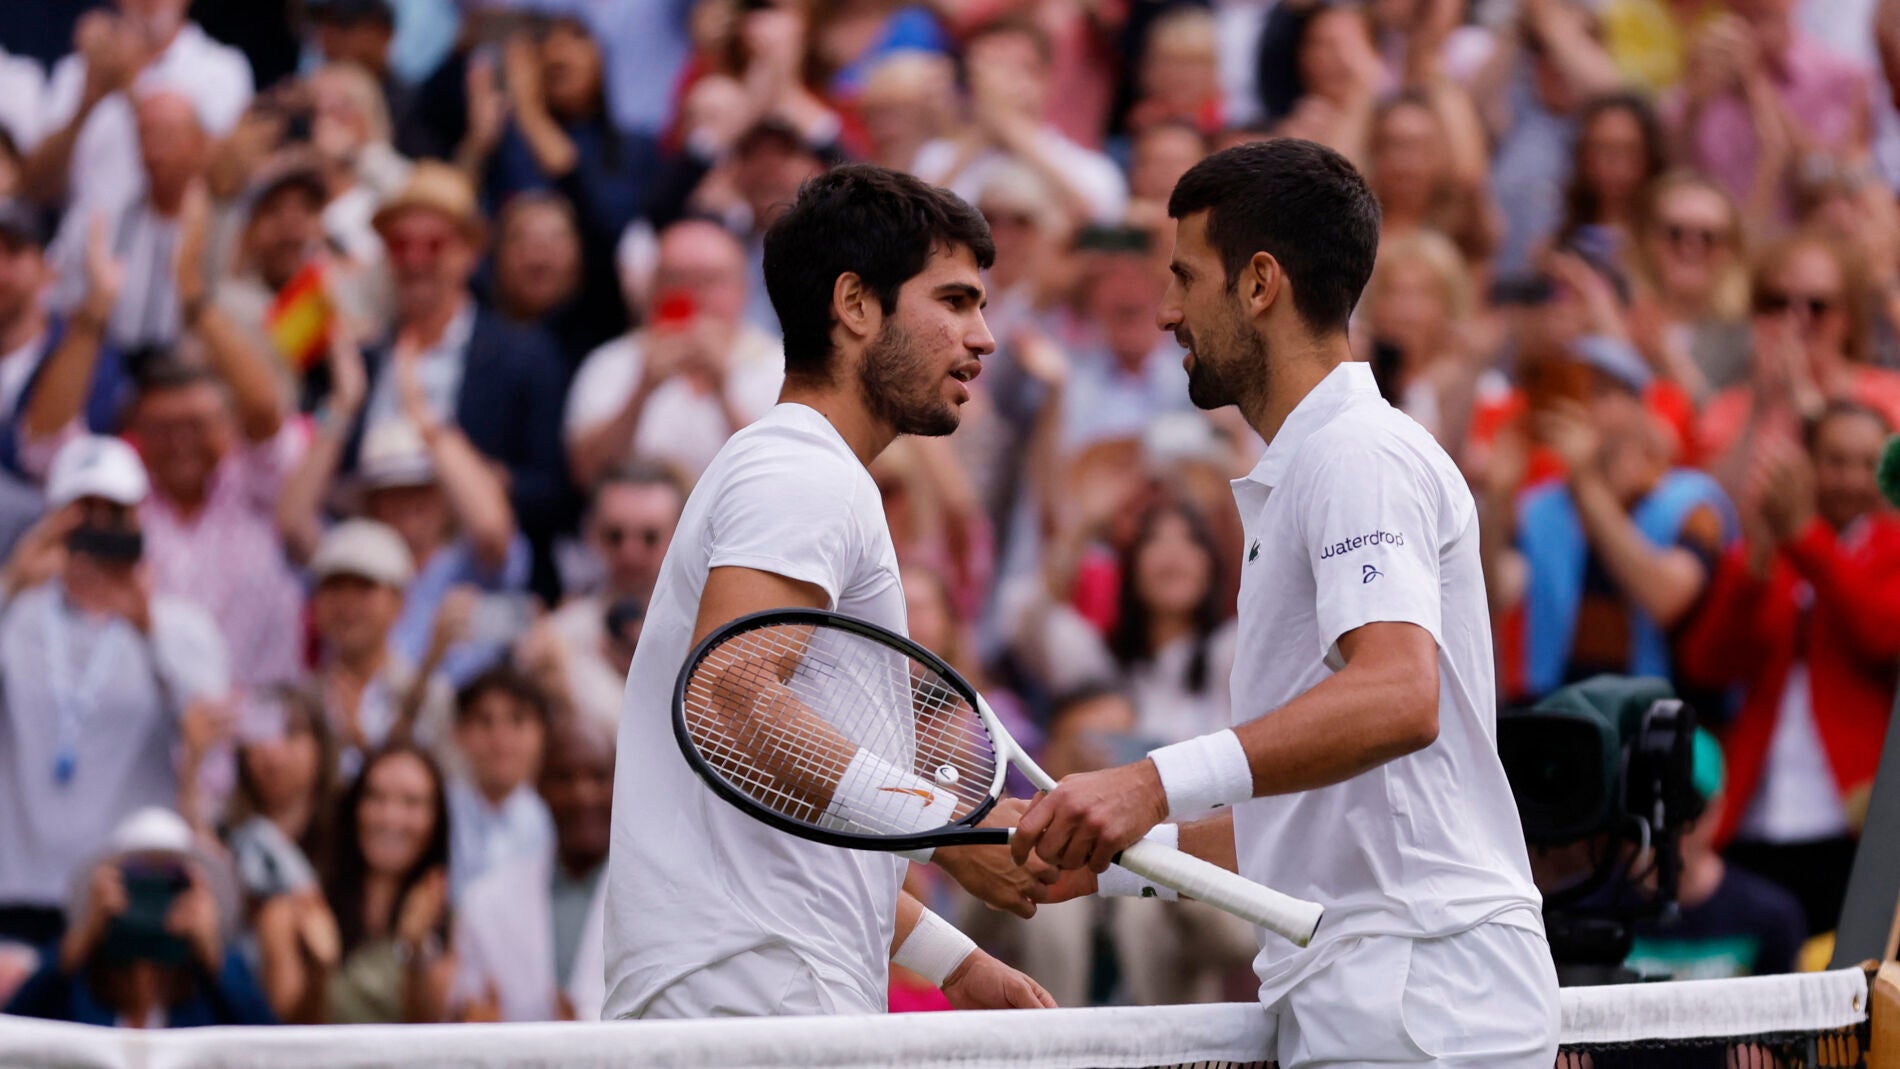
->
[1115, 838, 1324, 948]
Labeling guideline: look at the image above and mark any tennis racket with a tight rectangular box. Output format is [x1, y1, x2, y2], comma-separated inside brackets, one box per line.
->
[671, 607, 1324, 947]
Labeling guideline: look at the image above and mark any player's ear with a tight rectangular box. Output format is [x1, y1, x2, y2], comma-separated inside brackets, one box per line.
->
[832, 271, 880, 342]
[1243, 251, 1282, 319]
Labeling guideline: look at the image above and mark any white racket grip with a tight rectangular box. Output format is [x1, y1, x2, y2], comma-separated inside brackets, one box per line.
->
[1115, 837, 1323, 947]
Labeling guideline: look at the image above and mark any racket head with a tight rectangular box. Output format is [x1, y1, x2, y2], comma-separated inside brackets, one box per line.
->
[672, 608, 1009, 854]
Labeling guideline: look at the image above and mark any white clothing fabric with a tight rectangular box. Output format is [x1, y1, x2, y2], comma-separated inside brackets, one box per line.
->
[1740, 659, 1853, 843]
[912, 134, 1129, 225]
[1225, 362, 1545, 1005]
[0, 48, 44, 150]
[634, 942, 881, 1019]
[1266, 912, 1558, 1068]
[452, 854, 608, 1021]
[0, 583, 230, 906]
[563, 325, 784, 480]
[602, 403, 909, 1020]
[447, 779, 556, 899]
[363, 300, 474, 434]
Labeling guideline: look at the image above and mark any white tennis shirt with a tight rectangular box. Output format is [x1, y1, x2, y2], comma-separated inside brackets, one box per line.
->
[1226, 362, 1543, 1003]
[602, 403, 909, 1019]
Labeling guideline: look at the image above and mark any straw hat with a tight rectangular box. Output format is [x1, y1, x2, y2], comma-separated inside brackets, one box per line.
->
[371, 160, 487, 247]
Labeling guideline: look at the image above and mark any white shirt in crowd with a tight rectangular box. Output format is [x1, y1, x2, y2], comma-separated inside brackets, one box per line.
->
[563, 325, 784, 481]
[1225, 362, 1543, 1003]
[39, 22, 253, 307]
[446, 778, 555, 900]
[603, 403, 908, 1020]
[0, 582, 230, 906]
[0, 47, 44, 151]
[912, 133, 1129, 225]
[546, 593, 631, 733]
[452, 853, 608, 1022]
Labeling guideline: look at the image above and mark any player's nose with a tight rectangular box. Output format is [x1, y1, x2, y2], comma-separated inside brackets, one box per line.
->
[968, 309, 996, 357]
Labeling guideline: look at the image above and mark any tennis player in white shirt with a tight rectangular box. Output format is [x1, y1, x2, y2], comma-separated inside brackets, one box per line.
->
[602, 165, 1056, 1020]
[1015, 140, 1559, 1066]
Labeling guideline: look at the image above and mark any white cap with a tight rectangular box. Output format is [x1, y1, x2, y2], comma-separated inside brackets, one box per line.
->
[358, 418, 437, 491]
[46, 435, 150, 509]
[311, 519, 415, 589]
[67, 806, 240, 938]
[107, 806, 195, 856]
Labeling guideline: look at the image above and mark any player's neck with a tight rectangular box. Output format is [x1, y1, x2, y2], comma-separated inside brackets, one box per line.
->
[777, 383, 894, 468]
[1245, 335, 1354, 447]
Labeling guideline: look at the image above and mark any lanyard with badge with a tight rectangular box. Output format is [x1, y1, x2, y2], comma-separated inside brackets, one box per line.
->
[42, 590, 122, 787]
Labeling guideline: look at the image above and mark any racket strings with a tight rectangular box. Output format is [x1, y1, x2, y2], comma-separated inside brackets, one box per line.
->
[682, 623, 1001, 838]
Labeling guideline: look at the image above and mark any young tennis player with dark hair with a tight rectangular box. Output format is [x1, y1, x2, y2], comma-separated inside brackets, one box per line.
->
[1015, 140, 1560, 1066]
[602, 165, 1056, 1019]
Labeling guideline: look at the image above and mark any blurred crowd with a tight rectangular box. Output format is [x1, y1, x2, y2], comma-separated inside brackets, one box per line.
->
[0, 0, 1896, 1027]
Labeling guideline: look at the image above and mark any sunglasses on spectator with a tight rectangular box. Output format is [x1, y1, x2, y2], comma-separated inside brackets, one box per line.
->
[1661, 223, 1726, 252]
[385, 233, 452, 259]
[1753, 290, 1838, 318]
[602, 525, 664, 549]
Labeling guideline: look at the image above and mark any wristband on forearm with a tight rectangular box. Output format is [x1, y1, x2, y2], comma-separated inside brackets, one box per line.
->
[821, 748, 959, 863]
[1146, 728, 1253, 819]
[1095, 824, 1182, 900]
[891, 907, 976, 987]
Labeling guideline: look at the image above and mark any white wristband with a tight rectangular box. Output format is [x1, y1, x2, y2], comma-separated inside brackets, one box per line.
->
[1095, 824, 1181, 900]
[821, 749, 959, 863]
[1146, 729, 1253, 819]
[891, 907, 976, 987]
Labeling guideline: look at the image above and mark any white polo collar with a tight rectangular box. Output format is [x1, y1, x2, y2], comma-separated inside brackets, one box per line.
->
[1234, 360, 1379, 491]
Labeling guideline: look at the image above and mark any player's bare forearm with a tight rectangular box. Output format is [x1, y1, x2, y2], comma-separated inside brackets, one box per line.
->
[1230, 621, 1440, 797]
[1178, 812, 1237, 872]
[890, 888, 925, 958]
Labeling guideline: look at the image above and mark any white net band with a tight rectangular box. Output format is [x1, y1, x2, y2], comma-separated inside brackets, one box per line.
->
[0, 968, 1872, 1069]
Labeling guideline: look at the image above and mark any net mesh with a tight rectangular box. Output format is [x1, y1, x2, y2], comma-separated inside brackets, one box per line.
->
[680, 620, 999, 835]
[0, 968, 1874, 1069]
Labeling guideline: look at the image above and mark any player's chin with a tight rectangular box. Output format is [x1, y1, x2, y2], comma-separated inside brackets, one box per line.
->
[906, 398, 963, 438]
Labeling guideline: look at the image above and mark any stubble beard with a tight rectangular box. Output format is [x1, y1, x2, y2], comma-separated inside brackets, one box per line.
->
[859, 321, 961, 438]
[1185, 313, 1268, 413]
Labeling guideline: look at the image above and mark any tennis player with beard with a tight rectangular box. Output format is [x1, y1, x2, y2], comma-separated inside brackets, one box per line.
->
[602, 165, 1056, 1019]
[1015, 140, 1559, 1065]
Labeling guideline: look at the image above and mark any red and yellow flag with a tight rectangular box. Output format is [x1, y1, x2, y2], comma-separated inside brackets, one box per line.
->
[266, 261, 332, 374]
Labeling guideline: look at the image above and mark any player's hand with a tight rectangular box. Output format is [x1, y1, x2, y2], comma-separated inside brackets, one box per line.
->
[940, 949, 1057, 1010]
[1011, 760, 1168, 874]
[1022, 850, 1100, 904]
[933, 797, 1049, 919]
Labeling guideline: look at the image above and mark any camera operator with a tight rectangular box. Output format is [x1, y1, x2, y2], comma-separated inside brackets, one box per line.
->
[3, 806, 273, 1026]
[1623, 730, 1805, 980]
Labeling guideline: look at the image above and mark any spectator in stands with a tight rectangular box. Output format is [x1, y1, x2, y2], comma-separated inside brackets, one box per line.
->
[352, 162, 568, 600]
[1367, 90, 1498, 266]
[305, 0, 405, 138]
[1676, 0, 1870, 223]
[488, 192, 611, 368]
[912, 17, 1128, 227]
[1679, 401, 1900, 935]
[1127, 8, 1223, 138]
[224, 688, 339, 910]
[308, 60, 413, 275]
[4, 806, 274, 1027]
[445, 666, 553, 899]
[1056, 231, 1196, 452]
[0, 199, 126, 477]
[0, 436, 231, 947]
[254, 743, 453, 1024]
[1358, 228, 1488, 459]
[531, 463, 683, 731]
[1554, 92, 1668, 264]
[724, 119, 832, 338]
[1625, 731, 1807, 979]
[450, 713, 612, 1021]
[855, 51, 957, 173]
[565, 218, 783, 485]
[211, 162, 333, 407]
[1699, 233, 1900, 488]
[23, 0, 253, 220]
[1483, 343, 1735, 704]
[302, 519, 455, 781]
[1628, 172, 1753, 400]
[1125, 121, 1208, 235]
[49, 91, 212, 353]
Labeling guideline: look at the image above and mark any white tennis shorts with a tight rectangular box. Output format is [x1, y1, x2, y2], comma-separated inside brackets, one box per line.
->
[634, 944, 884, 1019]
[1268, 915, 1560, 1068]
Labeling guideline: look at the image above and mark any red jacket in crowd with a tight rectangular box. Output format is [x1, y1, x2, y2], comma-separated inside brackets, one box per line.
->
[1678, 515, 1900, 845]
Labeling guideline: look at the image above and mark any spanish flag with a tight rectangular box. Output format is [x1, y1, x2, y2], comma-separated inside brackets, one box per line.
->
[266, 261, 331, 374]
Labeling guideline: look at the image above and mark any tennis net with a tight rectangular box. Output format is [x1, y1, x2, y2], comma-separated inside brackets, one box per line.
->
[0, 966, 1878, 1069]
